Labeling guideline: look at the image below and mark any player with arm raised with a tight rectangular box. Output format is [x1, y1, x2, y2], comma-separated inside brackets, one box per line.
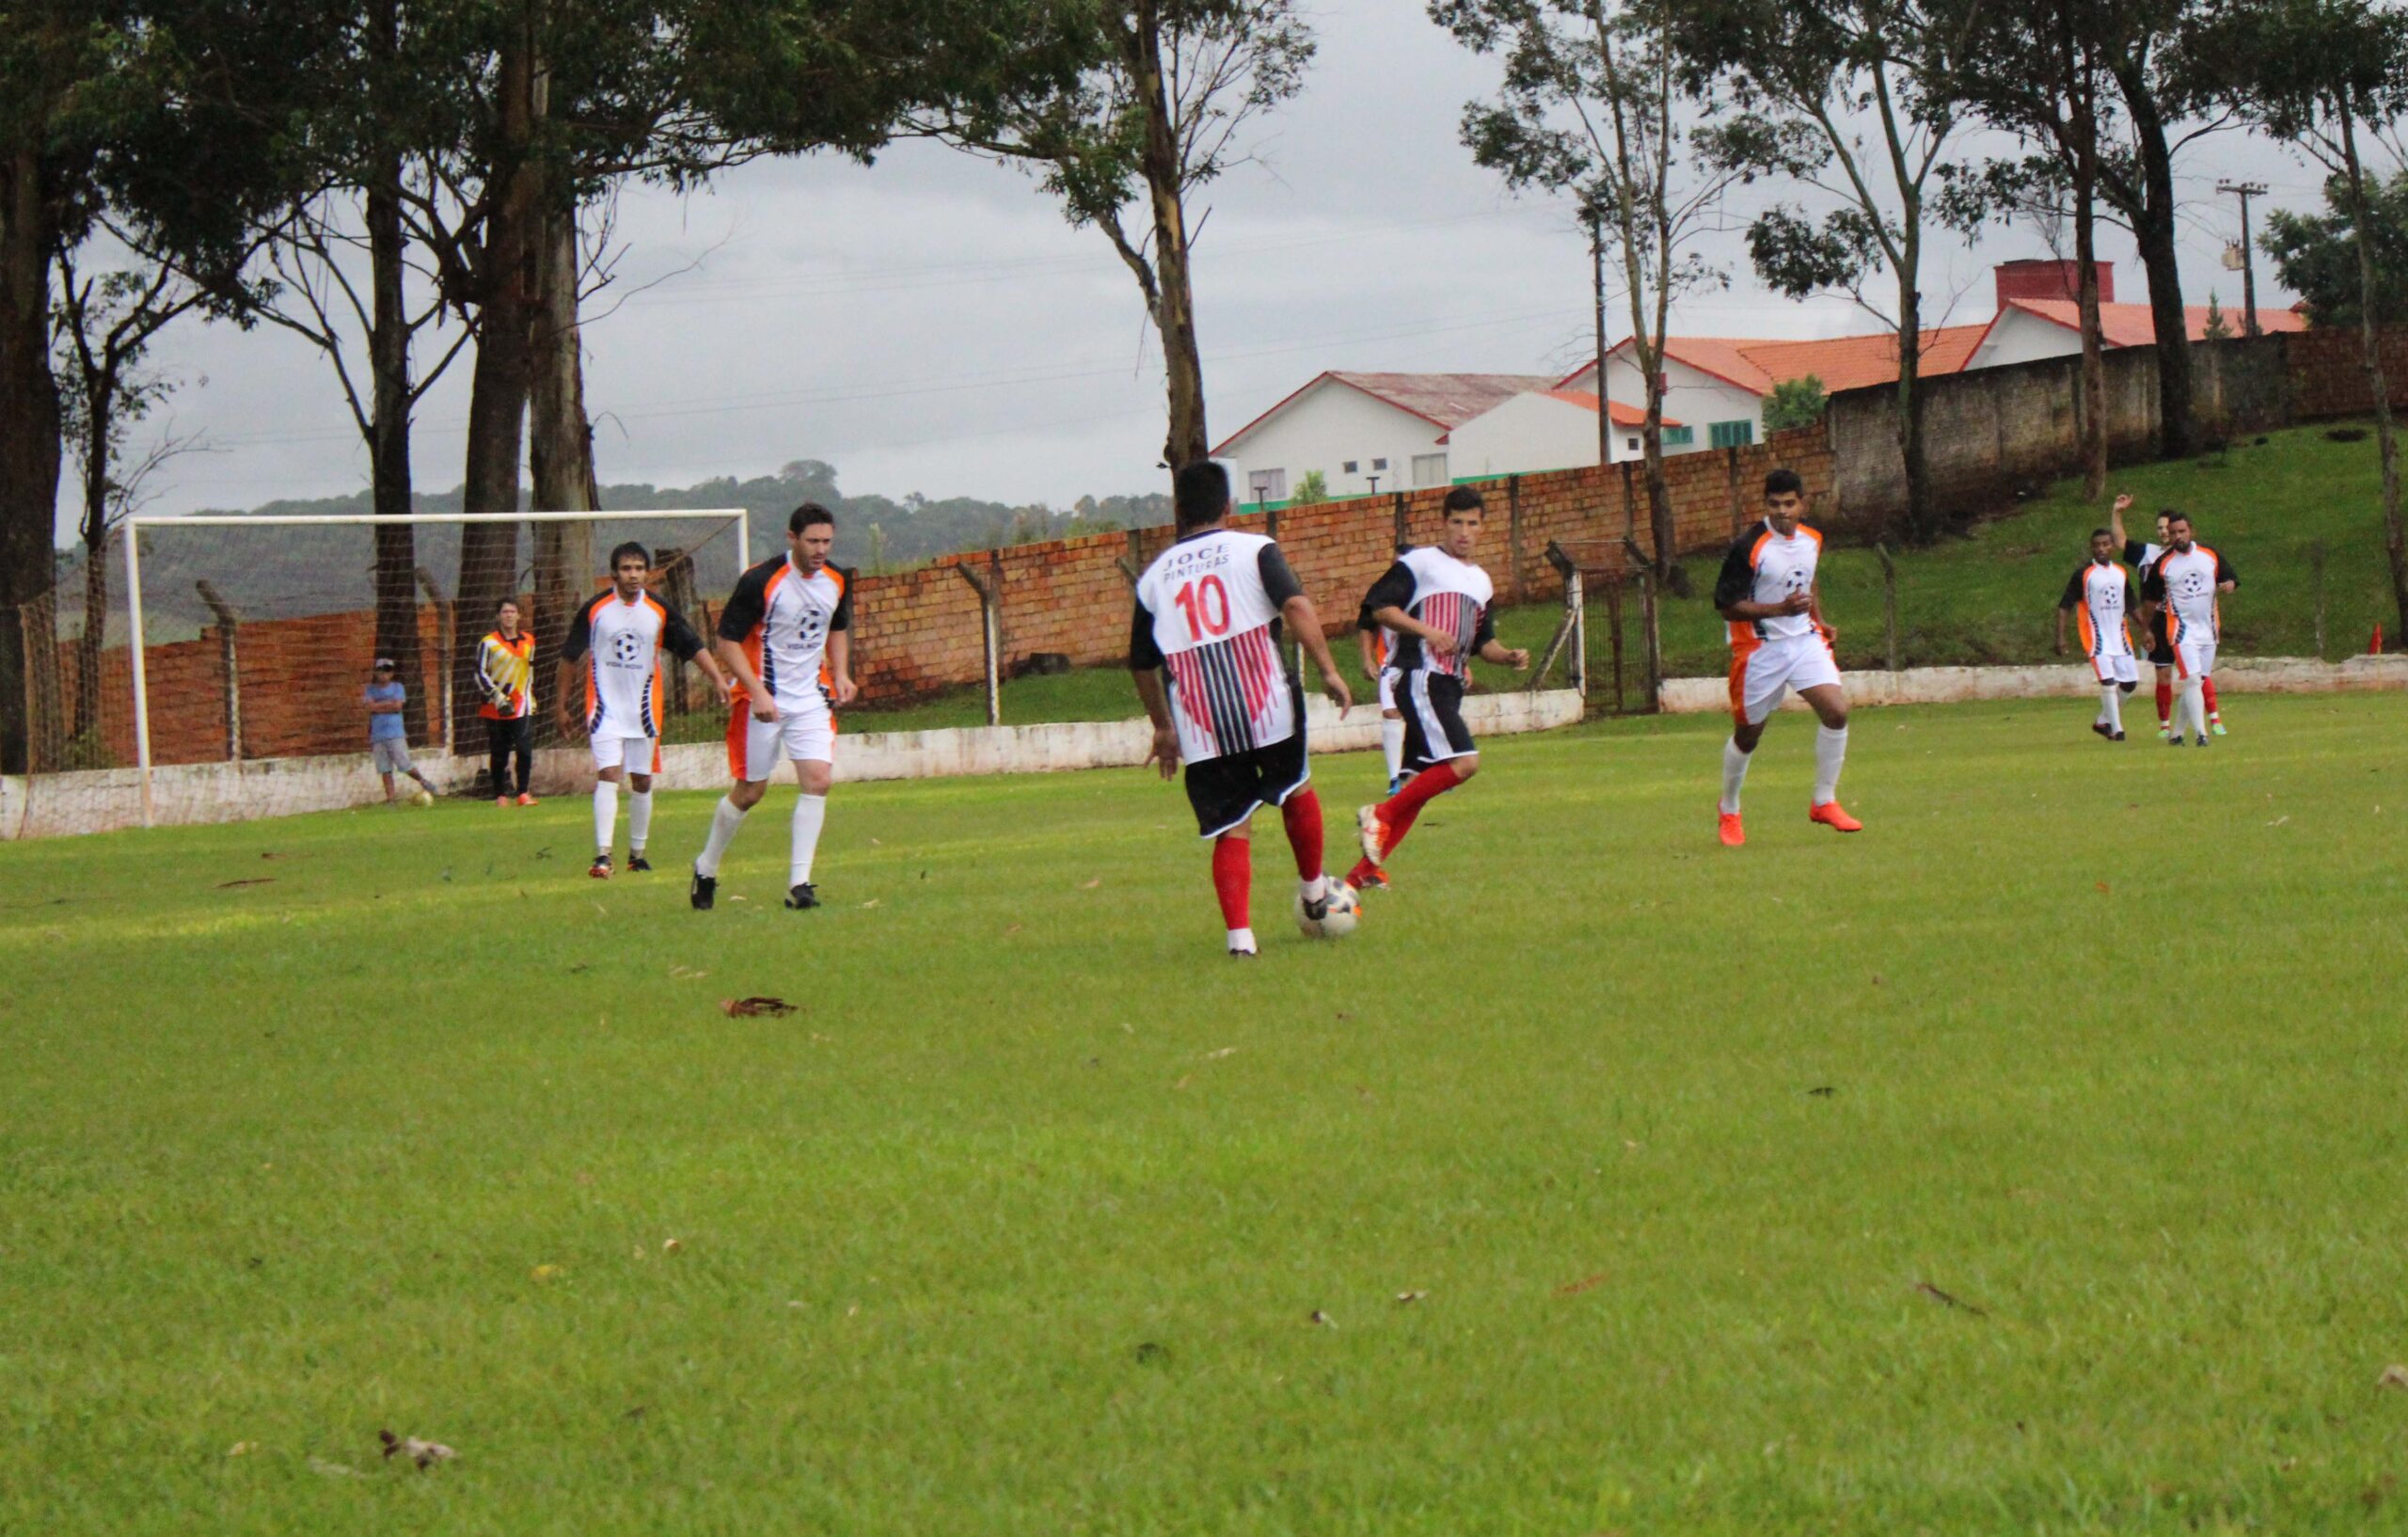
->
[1131, 460, 1354, 957]
[2055, 527, 2143, 741]
[2109, 494, 2215, 738]
[1713, 467, 1857, 848]
[2153, 513, 2239, 747]
[690, 503, 858, 911]
[555, 542, 732, 879]
[1342, 486, 1530, 890]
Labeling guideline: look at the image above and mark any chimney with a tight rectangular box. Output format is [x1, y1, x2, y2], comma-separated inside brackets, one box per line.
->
[1995, 259, 2115, 309]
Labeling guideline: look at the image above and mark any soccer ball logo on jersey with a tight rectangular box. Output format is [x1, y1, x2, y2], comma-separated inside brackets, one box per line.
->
[2175, 570, 2209, 599]
[610, 629, 645, 667]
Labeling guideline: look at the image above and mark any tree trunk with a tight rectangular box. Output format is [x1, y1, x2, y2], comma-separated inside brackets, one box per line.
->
[1131, 1, 1209, 471]
[529, 194, 595, 660]
[2071, 53, 2108, 500]
[454, 5, 543, 752]
[0, 144, 63, 774]
[366, 143, 426, 747]
[1895, 250, 1936, 545]
[2116, 65, 2197, 461]
[2342, 115, 2408, 646]
[71, 404, 109, 743]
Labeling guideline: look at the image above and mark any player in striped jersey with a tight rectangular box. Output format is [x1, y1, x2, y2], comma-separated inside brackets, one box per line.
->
[1130, 461, 1354, 957]
[556, 543, 732, 879]
[1343, 487, 1530, 890]
[1712, 467, 1858, 847]
[690, 503, 858, 911]
[2055, 528, 2142, 740]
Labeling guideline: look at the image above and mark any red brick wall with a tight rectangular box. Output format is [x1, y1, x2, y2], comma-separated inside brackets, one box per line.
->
[2286, 325, 2408, 419]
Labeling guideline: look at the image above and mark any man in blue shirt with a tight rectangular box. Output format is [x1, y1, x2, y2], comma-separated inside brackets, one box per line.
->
[365, 658, 438, 804]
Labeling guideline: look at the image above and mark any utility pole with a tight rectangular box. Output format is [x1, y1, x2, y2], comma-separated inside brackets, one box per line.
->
[2217, 181, 2270, 337]
[1590, 206, 1609, 469]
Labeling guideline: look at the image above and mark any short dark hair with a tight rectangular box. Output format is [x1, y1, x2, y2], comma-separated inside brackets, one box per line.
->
[2091, 527, 2113, 541]
[1174, 460, 1232, 530]
[498, 596, 519, 611]
[790, 502, 835, 534]
[1765, 467, 1804, 499]
[1442, 486, 1484, 516]
[610, 540, 650, 569]
[2167, 511, 2193, 528]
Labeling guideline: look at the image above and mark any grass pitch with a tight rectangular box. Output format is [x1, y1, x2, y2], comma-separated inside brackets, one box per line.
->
[7, 693, 2407, 1534]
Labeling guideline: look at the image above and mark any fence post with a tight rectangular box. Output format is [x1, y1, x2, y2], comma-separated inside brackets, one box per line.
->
[1875, 544, 1900, 673]
[2311, 541, 2328, 658]
[196, 580, 243, 762]
[1604, 578, 1626, 715]
[415, 566, 454, 755]
[1623, 535, 1662, 710]
[1533, 542, 1584, 695]
[123, 521, 155, 827]
[954, 556, 1002, 728]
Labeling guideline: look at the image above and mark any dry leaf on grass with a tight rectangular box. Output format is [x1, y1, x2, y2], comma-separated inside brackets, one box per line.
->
[1081, 878, 1102, 890]
[662, 1238, 683, 1254]
[309, 1457, 365, 1479]
[1308, 1309, 1337, 1327]
[531, 1263, 564, 1282]
[1912, 1280, 1988, 1317]
[379, 1429, 457, 1468]
[227, 1441, 259, 1457]
[1555, 1272, 1609, 1297]
[2378, 1364, 2408, 1390]
[1807, 1085, 1838, 1098]
[1202, 1047, 1238, 1061]
[668, 964, 708, 980]
[861, 898, 880, 909]
[720, 996, 797, 1018]
[1394, 1291, 1428, 1306]
[216, 878, 276, 890]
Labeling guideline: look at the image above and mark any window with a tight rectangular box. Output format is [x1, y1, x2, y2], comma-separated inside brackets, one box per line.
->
[1626, 437, 1640, 452]
[1411, 452, 1449, 487]
[1245, 468, 1288, 503]
[1371, 457, 1388, 471]
[1661, 424, 1695, 447]
[1708, 420, 1756, 450]
[1342, 459, 1359, 474]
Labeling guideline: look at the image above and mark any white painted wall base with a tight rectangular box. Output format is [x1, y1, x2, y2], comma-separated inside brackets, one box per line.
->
[1656, 655, 2408, 715]
[1, 689, 1588, 840]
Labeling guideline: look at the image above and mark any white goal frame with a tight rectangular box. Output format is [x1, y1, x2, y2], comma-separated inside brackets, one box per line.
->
[120, 507, 750, 827]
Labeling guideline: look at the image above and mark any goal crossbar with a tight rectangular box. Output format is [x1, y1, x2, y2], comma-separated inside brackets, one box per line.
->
[119, 507, 751, 827]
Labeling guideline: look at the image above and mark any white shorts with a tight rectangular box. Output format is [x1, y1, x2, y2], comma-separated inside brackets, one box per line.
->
[1730, 635, 1842, 726]
[590, 732, 662, 775]
[2173, 637, 2217, 680]
[726, 700, 834, 782]
[1377, 667, 1398, 713]
[2089, 652, 2139, 686]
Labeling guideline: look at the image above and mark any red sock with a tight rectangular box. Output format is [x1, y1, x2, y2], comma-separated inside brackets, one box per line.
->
[2154, 679, 2173, 725]
[1211, 834, 1250, 930]
[1376, 761, 1463, 859]
[2202, 677, 2220, 720]
[1345, 856, 1379, 890]
[1279, 787, 1324, 879]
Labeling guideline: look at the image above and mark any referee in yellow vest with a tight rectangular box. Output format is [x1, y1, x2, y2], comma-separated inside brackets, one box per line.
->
[478, 598, 539, 805]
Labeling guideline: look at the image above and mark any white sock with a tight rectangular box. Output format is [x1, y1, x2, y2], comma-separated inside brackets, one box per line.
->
[1719, 738, 1751, 816]
[2182, 678, 2206, 738]
[789, 793, 828, 887]
[1228, 927, 1257, 954]
[1380, 717, 1404, 782]
[695, 795, 749, 878]
[593, 779, 618, 854]
[1298, 872, 1328, 904]
[1813, 724, 1848, 806]
[2099, 684, 2120, 731]
[627, 788, 654, 853]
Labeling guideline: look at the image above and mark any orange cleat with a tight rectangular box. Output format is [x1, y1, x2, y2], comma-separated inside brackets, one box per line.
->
[1809, 800, 1862, 832]
[495, 795, 511, 808]
[516, 793, 539, 806]
[1718, 811, 1745, 847]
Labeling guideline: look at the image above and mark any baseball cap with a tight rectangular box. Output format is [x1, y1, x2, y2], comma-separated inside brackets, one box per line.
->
[372, 657, 396, 669]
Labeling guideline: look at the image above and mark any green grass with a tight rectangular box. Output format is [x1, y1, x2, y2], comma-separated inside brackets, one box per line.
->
[7, 693, 2408, 1533]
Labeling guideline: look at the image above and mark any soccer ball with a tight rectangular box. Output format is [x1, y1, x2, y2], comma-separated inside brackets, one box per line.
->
[1295, 881, 1362, 940]
[412, 788, 436, 808]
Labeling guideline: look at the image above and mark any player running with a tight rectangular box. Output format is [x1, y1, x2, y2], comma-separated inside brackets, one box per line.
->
[2055, 527, 2142, 741]
[555, 542, 732, 879]
[2149, 513, 2238, 747]
[690, 503, 858, 912]
[1343, 486, 1530, 890]
[1130, 461, 1354, 958]
[1713, 467, 1858, 847]
[1357, 614, 1406, 796]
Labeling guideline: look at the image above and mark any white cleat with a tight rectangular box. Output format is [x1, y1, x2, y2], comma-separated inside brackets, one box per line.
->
[1355, 803, 1385, 865]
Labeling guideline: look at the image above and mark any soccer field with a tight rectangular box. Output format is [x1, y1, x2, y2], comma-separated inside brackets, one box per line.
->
[7, 694, 2407, 1534]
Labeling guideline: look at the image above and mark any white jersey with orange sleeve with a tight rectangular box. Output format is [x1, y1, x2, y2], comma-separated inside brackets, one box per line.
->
[1713, 519, 1838, 726]
[2155, 544, 2236, 646]
[716, 555, 852, 714]
[1129, 528, 1303, 766]
[2061, 559, 2138, 659]
[559, 589, 709, 739]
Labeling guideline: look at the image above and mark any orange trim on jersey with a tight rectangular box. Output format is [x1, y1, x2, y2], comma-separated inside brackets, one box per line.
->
[2076, 606, 2098, 657]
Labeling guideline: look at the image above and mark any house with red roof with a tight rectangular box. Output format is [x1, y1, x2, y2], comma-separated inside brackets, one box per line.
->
[1212, 371, 1557, 505]
[1444, 388, 1681, 479]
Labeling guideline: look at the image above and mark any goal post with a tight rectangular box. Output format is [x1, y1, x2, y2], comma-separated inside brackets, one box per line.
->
[24, 507, 750, 834]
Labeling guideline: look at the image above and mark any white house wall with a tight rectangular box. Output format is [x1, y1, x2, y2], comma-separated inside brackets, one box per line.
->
[1218, 381, 1452, 501]
[1965, 309, 2083, 372]
[1562, 356, 1760, 452]
[1448, 393, 1609, 476]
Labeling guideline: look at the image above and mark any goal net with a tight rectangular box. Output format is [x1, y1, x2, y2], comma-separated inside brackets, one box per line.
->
[12, 509, 750, 837]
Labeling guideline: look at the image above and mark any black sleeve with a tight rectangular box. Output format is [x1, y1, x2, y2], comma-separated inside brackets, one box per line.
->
[558, 599, 593, 664]
[1711, 537, 1756, 611]
[2059, 566, 2086, 611]
[2140, 570, 2165, 603]
[717, 562, 770, 643]
[1472, 602, 1496, 650]
[1258, 545, 1304, 607]
[1358, 561, 1414, 628]
[2123, 538, 2148, 567]
[1128, 599, 1164, 671]
[2215, 550, 2237, 586]
[830, 566, 853, 631]
[663, 605, 708, 662]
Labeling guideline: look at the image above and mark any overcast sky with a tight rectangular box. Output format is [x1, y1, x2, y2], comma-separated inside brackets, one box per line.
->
[121, 0, 2336, 527]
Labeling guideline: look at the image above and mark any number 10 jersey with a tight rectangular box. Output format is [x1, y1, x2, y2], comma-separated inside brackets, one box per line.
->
[1129, 527, 1307, 765]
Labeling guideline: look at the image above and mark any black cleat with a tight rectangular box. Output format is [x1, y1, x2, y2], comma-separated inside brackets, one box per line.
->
[2111, 730, 2127, 741]
[627, 853, 654, 873]
[1228, 947, 1259, 959]
[589, 853, 613, 879]
[2167, 733, 2183, 747]
[2091, 721, 2115, 740]
[689, 868, 716, 911]
[784, 882, 820, 910]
